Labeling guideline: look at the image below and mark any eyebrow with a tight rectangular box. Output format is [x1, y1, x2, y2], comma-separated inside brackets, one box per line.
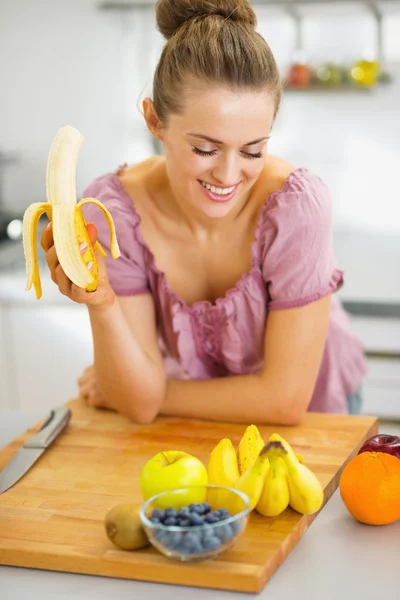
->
[186, 133, 270, 146]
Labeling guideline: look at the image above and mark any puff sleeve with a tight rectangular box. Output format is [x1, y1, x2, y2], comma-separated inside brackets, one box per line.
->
[261, 170, 343, 310]
[81, 173, 150, 296]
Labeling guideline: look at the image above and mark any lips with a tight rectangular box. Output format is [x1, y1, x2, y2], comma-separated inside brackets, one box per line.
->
[197, 180, 239, 203]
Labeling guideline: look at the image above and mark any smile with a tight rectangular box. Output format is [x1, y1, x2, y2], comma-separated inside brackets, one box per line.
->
[199, 180, 236, 196]
[197, 180, 239, 203]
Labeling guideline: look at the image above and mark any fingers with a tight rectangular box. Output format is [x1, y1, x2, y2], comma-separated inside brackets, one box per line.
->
[86, 222, 98, 246]
[40, 222, 53, 251]
[55, 264, 72, 296]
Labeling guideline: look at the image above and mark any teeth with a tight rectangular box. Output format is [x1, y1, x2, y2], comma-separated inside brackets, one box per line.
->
[201, 181, 235, 195]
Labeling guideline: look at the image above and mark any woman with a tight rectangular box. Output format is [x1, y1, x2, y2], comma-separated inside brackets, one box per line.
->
[42, 0, 367, 424]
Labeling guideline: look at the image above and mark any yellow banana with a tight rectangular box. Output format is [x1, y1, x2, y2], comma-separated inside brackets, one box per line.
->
[208, 438, 240, 487]
[230, 447, 270, 512]
[256, 452, 290, 517]
[207, 438, 240, 509]
[237, 424, 266, 474]
[212, 447, 270, 514]
[269, 432, 305, 465]
[265, 441, 324, 515]
[23, 125, 120, 299]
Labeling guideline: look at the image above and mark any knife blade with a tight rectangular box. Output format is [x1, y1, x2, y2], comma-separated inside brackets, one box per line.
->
[0, 405, 71, 494]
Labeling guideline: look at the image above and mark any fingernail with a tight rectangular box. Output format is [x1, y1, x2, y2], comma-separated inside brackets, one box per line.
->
[79, 242, 87, 253]
[87, 261, 94, 272]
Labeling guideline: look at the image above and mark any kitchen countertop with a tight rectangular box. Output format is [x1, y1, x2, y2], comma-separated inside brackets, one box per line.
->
[1, 410, 399, 600]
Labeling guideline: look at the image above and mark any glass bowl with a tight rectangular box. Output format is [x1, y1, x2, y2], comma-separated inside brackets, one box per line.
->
[139, 485, 250, 562]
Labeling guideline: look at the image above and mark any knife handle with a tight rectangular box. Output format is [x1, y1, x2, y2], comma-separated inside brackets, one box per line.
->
[23, 406, 72, 449]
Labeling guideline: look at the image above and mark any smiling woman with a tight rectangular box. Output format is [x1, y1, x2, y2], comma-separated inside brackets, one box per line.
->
[42, 0, 367, 425]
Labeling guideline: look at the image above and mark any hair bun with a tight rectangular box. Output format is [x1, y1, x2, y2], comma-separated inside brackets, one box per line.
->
[156, 0, 257, 40]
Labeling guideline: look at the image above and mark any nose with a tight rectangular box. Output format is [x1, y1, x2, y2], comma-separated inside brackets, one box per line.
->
[211, 153, 241, 186]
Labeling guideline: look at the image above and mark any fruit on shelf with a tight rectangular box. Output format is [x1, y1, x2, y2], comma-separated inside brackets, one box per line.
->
[358, 434, 400, 460]
[140, 451, 208, 509]
[349, 59, 380, 88]
[286, 62, 313, 89]
[22, 125, 120, 299]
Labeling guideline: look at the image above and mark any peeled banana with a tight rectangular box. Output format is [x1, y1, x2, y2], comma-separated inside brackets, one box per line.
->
[237, 424, 266, 475]
[23, 125, 121, 299]
[265, 441, 324, 515]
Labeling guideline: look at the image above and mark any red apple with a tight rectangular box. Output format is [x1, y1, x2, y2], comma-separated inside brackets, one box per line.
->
[358, 434, 400, 460]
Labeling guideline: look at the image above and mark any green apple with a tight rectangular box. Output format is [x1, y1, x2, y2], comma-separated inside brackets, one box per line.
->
[140, 450, 208, 509]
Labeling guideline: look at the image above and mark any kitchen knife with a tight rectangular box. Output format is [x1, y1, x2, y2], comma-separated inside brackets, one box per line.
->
[0, 405, 71, 494]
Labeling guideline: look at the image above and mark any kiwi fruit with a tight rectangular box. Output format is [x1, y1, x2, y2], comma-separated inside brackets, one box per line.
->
[105, 503, 149, 551]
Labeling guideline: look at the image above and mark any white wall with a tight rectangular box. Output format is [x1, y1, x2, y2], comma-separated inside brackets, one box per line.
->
[1, 0, 400, 234]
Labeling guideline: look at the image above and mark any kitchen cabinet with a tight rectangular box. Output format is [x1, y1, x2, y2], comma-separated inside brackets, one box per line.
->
[350, 316, 400, 419]
[0, 304, 93, 412]
[0, 306, 15, 410]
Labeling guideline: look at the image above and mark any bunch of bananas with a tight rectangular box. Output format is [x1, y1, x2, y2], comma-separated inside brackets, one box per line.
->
[207, 425, 324, 517]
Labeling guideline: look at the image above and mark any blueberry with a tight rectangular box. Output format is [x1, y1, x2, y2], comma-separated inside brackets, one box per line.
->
[205, 512, 219, 524]
[164, 517, 178, 526]
[164, 508, 178, 519]
[215, 524, 233, 542]
[151, 517, 161, 525]
[230, 520, 243, 535]
[178, 518, 190, 527]
[163, 530, 182, 550]
[189, 513, 204, 526]
[182, 532, 203, 554]
[151, 508, 165, 521]
[155, 529, 170, 544]
[178, 507, 191, 518]
[216, 508, 231, 520]
[189, 504, 204, 515]
[202, 535, 221, 551]
[202, 502, 211, 514]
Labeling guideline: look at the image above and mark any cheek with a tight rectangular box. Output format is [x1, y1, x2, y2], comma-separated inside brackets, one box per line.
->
[245, 160, 265, 181]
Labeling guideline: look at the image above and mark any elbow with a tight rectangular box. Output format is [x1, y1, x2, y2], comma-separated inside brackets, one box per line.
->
[127, 381, 167, 425]
[268, 395, 309, 427]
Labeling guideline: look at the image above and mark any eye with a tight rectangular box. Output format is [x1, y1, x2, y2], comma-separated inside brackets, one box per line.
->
[192, 147, 218, 157]
[241, 151, 262, 160]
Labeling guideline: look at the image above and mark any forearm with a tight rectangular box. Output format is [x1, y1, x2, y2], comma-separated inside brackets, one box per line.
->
[161, 375, 304, 425]
[88, 300, 166, 423]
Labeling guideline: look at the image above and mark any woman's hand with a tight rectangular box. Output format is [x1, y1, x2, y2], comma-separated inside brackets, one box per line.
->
[40, 221, 116, 311]
[78, 364, 110, 408]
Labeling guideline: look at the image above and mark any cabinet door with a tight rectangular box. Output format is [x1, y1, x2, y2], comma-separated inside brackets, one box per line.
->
[0, 306, 15, 410]
[9, 305, 93, 412]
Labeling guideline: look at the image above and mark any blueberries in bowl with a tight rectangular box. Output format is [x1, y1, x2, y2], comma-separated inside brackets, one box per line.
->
[139, 485, 250, 562]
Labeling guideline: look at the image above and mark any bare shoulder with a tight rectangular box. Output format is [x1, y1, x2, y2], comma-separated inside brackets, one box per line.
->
[117, 156, 166, 214]
[263, 155, 297, 189]
[118, 156, 164, 188]
[251, 155, 297, 209]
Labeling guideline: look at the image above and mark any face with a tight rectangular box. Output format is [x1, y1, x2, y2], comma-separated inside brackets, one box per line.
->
[145, 85, 275, 220]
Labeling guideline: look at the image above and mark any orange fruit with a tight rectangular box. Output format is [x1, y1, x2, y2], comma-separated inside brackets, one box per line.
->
[339, 451, 400, 526]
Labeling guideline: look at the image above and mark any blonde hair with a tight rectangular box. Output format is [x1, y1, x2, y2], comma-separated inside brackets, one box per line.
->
[153, 0, 282, 123]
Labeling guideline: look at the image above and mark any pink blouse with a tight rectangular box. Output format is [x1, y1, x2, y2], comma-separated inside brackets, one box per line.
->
[82, 167, 367, 414]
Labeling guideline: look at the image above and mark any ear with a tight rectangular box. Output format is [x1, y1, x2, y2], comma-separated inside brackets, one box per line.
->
[143, 98, 164, 141]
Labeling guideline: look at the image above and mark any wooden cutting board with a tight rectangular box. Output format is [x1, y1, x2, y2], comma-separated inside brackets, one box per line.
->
[0, 399, 377, 593]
